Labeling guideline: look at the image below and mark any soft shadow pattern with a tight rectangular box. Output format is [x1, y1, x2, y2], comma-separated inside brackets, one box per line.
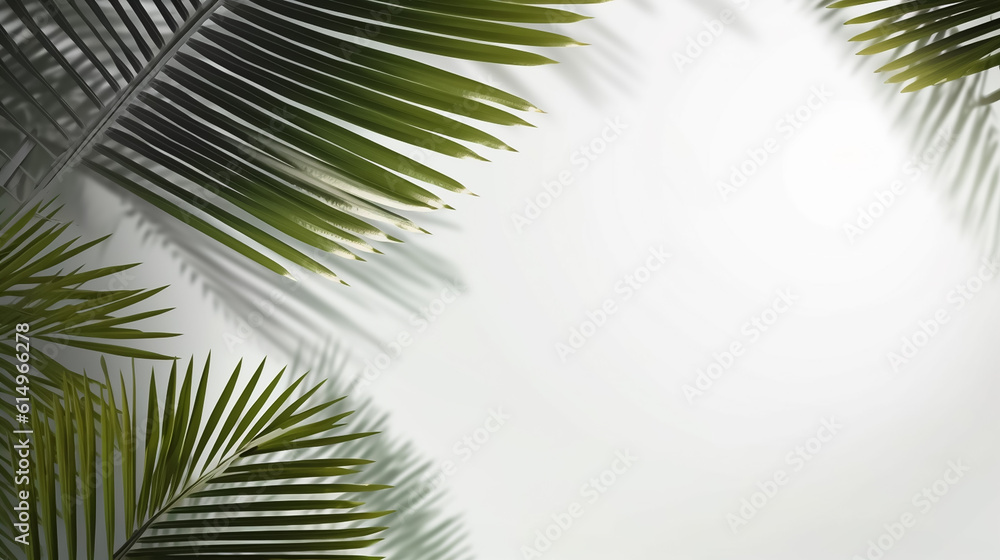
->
[491, 0, 657, 107]
[491, 0, 757, 110]
[0, 198, 177, 403]
[291, 343, 473, 560]
[108, 170, 465, 356]
[816, 0, 1000, 252]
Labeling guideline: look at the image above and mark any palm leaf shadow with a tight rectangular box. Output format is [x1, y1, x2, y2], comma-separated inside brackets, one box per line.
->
[490, 1, 662, 107]
[107, 174, 464, 355]
[288, 342, 474, 560]
[815, 0, 1000, 252]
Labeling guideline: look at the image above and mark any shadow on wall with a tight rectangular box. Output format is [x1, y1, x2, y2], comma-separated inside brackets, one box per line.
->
[92, 170, 465, 358]
[290, 343, 474, 560]
[813, 0, 1000, 253]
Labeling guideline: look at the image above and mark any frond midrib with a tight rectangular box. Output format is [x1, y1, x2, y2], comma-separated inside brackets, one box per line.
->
[111, 426, 284, 559]
[25, 0, 227, 209]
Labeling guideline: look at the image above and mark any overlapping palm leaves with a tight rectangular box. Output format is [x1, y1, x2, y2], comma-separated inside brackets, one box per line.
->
[1, 2, 609, 558]
[0, 200, 175, 403]
[828, 0, 1000, 96]
[0, 201, 174, 559]
[0, 207, 474, 559]
[823, 0, 1000, 250]
[0, 0, 604, 282]
[11, 355, 391, 559]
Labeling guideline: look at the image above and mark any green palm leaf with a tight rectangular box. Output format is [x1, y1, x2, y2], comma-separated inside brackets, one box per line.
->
[828, 0, 1000, 96]
[0, 203, 177, 560]
[0, 201, 176, 402]
[822, 1, 1000, 250]
[15, 355, 391, 559]
[1, 0, 605, 281]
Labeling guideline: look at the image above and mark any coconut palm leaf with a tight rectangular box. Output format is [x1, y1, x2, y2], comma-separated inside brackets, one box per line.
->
[0, 199, 176, 403]
[822, 1, 1000, 250]
[828, 0, 1000, 96]
[9, 354, 391, 559]
[0, 0, 605, 282]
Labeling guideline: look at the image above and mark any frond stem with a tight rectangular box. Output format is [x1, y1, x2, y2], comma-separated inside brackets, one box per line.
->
[24, 0, 228, 208]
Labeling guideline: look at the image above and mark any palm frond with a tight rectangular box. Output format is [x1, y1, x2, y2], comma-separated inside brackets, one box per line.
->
[0, 200, 176, 402]
[820, 1, 1000, 251]
[828, 0, 1000, 97]
[1, 0, 606, 281]
[10, 354, 391, 559]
